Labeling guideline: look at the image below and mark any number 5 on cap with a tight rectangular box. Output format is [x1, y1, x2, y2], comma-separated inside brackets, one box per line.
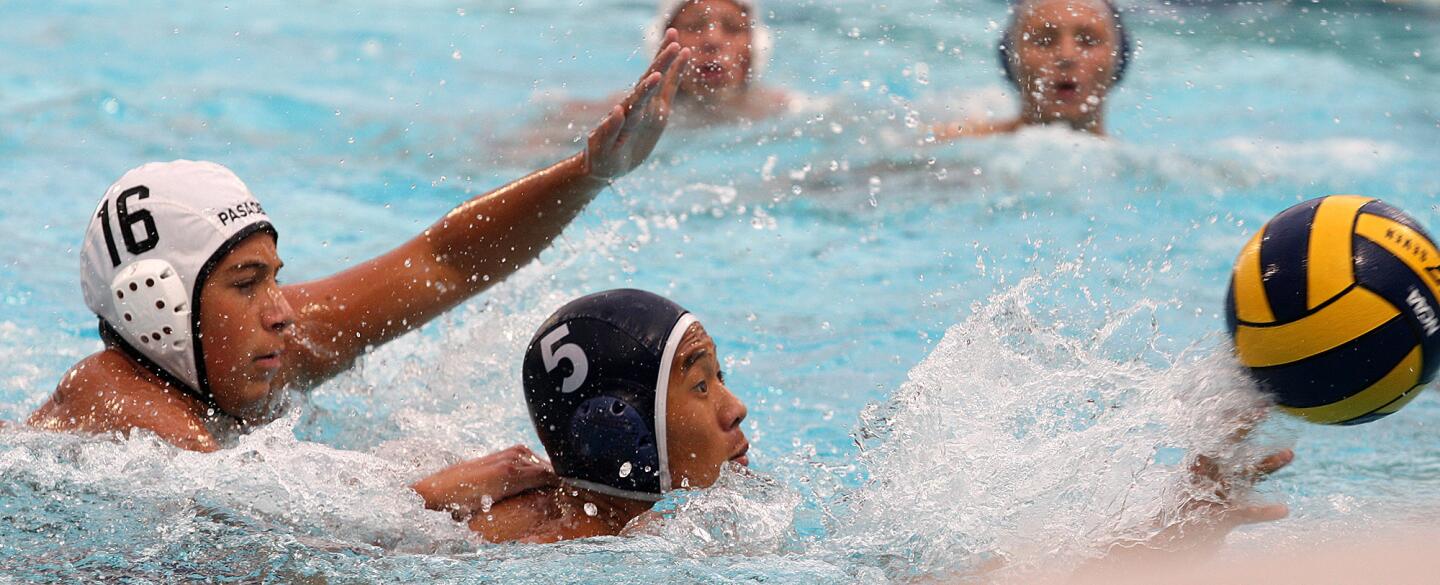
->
[540, 325, 588, 393]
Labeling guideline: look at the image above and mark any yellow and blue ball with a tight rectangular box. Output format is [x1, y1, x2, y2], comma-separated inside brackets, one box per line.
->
[1226, 195, 1440, 425]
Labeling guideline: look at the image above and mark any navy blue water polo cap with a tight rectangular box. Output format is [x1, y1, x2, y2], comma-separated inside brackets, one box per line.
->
[522, 289, 698, 501]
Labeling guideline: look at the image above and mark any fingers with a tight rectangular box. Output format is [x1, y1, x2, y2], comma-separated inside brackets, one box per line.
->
[1253, 449, 1294, 477]
[1226, 503, 1289, 527]
[627, 43, 680, 110]
[658, 47, 689, 112]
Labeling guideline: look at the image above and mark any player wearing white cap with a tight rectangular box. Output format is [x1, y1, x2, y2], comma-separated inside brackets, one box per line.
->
[28, 32, 691, 468]
[533, 0, 784, 144]
[647, 0, 787, 123]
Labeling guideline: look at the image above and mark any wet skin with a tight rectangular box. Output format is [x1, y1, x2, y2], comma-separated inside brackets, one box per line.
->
[28, 31, 693, 454]
[933, 0, 1124, 140]
[462, 322, 750, 544]
[671, 0, 754, 100]
[1010, 0, 1121, 132]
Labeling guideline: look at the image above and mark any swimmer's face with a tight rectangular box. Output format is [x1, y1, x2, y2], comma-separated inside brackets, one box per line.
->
[670, 0, 755, 96]
[665, 322, 749, 489]
[1009, 0, 1121, 125]
[198, 233, 294, 420]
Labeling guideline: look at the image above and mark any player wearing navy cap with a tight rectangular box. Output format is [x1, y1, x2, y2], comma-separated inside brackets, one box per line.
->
[418, 289, 749, 543]
[933, 0, 1133, 140]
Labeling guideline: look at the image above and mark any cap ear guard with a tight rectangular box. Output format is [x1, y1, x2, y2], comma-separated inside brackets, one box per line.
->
[997, 0, 1132, 87]
[564, 395, 664, 500]
[108, 259, 197, 387]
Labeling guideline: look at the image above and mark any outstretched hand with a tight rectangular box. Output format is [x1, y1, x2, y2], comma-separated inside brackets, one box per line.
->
[1170, 447, 1293, 548]
[1129, 413, 1294, 556]
[584, 29, 689, 181]
[1082, 413, 1294, 580]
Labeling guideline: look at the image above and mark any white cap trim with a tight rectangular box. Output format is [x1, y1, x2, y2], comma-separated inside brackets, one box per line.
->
[653, 313, 697, 495]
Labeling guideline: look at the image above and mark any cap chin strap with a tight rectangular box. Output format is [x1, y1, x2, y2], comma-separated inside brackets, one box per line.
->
[562, 478, 665, 503]
[98, 319, 217, 411]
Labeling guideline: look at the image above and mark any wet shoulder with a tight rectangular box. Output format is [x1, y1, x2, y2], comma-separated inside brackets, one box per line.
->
[942, 117, 1023, 140]
[468, 490, 562, 543]
[29, 350, 217, 451]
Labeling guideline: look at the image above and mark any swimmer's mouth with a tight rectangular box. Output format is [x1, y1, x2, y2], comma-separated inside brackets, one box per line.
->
[253, 350, 284, 370]
[1054, 81, 1081, 99]
[730, 443, 750, 467]
[697, 62, 726, 79]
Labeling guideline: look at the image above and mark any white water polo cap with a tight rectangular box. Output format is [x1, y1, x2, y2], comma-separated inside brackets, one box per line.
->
[645, 0, 774, 78]
[80, 160, 276, 394]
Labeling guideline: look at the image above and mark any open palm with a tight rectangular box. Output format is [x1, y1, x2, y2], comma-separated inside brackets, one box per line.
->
[584, 29, 689, 181]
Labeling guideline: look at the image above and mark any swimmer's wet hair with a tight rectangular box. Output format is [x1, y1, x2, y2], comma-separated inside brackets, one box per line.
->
[996, 0, 1133, 87]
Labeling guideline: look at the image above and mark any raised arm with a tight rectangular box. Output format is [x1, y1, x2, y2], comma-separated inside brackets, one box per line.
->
[279, 33, 688, 388]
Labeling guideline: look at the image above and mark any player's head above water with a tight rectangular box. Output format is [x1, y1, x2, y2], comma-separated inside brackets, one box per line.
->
[522, 289, 749, 501]
[647, 0, 772, 97]
[998, 0, 1131, 130]
[80, 161, 293, 420]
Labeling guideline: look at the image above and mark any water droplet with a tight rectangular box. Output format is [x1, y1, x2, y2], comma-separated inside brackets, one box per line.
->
[914, 62, 930, 85]
[619, 462, 632, 477]
[583, 502, 598, 516]
[451, 50, 463, 60]
[480, 495, 494, 513]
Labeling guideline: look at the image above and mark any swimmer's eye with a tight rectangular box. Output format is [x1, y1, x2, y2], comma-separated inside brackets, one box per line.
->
[1077, 33, 1101, 47]
[693, 380, 708, 394]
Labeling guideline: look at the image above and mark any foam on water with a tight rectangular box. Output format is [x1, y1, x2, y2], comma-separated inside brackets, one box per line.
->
[2, 0, 1439, 582]
[834, 274, 1282, 580]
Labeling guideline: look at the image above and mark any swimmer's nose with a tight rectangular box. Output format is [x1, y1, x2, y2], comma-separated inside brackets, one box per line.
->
[1055, 34, 1080, 68]
[700, 25, 725, 53]
[262, 286, 295, 334]
[720, 386, 747, 432]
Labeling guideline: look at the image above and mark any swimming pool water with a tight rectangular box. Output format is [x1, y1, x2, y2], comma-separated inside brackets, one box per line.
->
[1, 0, 1437, 582]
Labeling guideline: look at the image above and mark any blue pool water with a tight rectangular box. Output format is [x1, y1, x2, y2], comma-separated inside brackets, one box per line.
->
[1, 0, 1438, 581]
